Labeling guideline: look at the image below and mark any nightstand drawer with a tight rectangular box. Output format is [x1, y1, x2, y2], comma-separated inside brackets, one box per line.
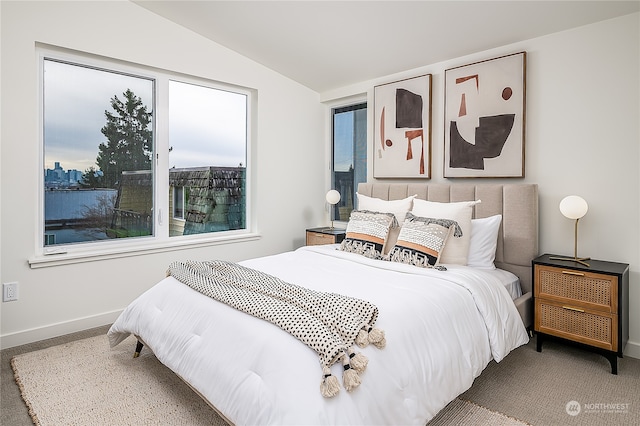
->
[306, 227, 346, 246]
[534, 265, 617, 313]
[535, 299, 618, 351]
[306, 232, 337, 246]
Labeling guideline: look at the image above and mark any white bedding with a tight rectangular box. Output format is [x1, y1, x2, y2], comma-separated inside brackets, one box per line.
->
[446, 264, 522, 301]
[108, 244, 529, 425]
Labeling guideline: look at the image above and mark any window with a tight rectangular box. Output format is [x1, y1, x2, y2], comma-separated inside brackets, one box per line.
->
[39, 49, 251, 260]
[43, 59, 154, 244]
[331, 103, 367, 221]
[168, 81, 247, 236]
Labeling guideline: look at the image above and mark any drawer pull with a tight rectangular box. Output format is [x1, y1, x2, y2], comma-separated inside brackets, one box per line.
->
[563, 306, 585, 313]
[562, 270, 585, 277]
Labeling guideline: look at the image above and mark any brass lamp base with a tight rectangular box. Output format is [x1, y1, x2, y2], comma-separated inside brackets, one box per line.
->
[549, 255, 591, 268]
[552, 217, 590, 267]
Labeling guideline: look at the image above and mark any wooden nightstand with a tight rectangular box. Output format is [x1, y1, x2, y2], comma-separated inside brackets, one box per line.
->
[306, 227, 346, 246]
[532, 254, 629, 374]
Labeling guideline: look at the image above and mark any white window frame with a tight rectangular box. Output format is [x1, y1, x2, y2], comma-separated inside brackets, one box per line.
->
[30, 46, 257, 268]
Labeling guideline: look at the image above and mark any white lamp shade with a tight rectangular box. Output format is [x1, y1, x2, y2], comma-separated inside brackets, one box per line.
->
[559, 195, 588, 219]
[325, 190, 341, 205]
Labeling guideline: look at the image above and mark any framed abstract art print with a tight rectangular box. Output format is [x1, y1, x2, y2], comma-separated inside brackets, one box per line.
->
[374, 74, 432, 178]
[444, 52, 526, 178]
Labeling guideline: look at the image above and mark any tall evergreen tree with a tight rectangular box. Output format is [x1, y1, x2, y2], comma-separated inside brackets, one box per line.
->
[90, 89, 153, 188]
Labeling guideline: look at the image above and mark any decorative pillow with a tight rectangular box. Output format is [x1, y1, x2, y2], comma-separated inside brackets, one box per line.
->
[356, 193, 417, 254]
[356, 193, 417, 225]
[386, 213, 462, 268]
[338, 210, 397, 259]
[468, 215, 502, 269]
[411, 199, 481, 265]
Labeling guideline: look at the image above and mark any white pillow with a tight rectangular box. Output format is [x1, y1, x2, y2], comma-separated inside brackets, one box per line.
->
[467, 215, 502, 269]
[356, 193, 416, 225]
[411, 198, 481, 265]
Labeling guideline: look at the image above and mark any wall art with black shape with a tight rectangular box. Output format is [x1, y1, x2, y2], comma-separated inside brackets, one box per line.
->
[374, 74, 432, 178]
[444, 52, 526, 178]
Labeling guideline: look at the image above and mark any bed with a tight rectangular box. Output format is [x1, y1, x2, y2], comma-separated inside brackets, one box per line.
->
[108, 182, 538, 425]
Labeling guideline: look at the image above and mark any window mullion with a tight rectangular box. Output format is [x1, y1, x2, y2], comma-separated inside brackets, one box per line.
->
[155, 75, 170, 241]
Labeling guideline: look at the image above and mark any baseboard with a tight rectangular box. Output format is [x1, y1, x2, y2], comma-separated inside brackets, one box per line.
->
[0, 310, 122, 350]
[624, 340, 640, 359]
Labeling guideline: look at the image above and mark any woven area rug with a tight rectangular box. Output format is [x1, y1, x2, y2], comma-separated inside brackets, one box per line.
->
[11, 334, 528, 426]
[427, 398, 530, 426]
[11, 334, 227, 425]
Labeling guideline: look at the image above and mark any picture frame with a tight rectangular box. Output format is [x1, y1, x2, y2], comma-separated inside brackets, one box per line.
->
[374, 74, 432, 178]
[444, 52, 526, 178]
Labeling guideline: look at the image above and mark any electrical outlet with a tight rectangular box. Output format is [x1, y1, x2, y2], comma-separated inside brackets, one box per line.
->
[3, 282, 18, 302]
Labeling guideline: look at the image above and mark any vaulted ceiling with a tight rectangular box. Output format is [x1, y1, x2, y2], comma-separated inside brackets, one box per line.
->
[134, 1, 639, 93]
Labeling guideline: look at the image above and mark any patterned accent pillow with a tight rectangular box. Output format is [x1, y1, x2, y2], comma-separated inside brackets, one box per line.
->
[386, 213, 462, 267]
[356, 193, 418, 255]
[339, 210, 397, 259]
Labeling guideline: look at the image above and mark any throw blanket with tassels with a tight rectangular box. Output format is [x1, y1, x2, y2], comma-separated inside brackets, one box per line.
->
[166, 260, 385, 397]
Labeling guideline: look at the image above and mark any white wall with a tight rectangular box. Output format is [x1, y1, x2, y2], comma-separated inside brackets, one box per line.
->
[0, 1, 326, 348]
[322, 13, 640, 358]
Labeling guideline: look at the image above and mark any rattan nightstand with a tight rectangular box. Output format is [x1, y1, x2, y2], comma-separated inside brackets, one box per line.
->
[532, 254, 629, 374]
[306, 227, 346, 246]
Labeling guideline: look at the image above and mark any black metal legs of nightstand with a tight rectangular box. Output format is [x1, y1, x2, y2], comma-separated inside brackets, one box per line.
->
[536, 332, 619, 374]
[605, 352, 619, 375]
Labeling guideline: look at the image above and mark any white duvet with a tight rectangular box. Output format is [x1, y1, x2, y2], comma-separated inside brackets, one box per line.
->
[108, 245, 529, 425]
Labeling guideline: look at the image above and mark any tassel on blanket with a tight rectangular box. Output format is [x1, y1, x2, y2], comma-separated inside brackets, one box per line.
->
[355, 327, 370, 347]
[368, 327, 386, 349]
[342, 355, 361, 392]
[356, 326, 386, 349]
[348, 347, 368, 373]
[320, 366, 340, 398]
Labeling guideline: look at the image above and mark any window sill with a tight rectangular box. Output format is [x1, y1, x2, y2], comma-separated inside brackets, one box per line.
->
[28, 232, 261, 269]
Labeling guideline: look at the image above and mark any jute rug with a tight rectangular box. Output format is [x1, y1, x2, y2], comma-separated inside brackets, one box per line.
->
[11, 334, 528, 425]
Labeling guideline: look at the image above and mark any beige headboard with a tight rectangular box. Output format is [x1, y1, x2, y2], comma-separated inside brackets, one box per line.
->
[357, 183, 539, 328]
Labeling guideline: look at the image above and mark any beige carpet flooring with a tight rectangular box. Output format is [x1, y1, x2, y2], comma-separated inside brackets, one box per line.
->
[2, 325, 639, 425]
[460, 338, 640, 426]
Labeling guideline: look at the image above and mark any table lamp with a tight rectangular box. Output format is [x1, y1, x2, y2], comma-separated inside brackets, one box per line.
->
[550, 195, 590, 267]
[326, 190, 341, 229]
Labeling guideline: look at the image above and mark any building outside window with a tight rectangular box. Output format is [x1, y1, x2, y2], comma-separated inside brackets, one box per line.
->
[331, 103, 367, 221]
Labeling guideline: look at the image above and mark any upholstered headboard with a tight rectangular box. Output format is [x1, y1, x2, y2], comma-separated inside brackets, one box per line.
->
[357, 182, 539, 328]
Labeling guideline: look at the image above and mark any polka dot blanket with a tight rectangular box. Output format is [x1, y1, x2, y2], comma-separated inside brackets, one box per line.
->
[167, 259, 385, 397]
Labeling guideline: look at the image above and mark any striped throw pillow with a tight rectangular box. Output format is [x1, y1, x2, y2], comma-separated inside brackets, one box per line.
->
[339, 210, 397, 259]
[387, 213, 462, 267]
